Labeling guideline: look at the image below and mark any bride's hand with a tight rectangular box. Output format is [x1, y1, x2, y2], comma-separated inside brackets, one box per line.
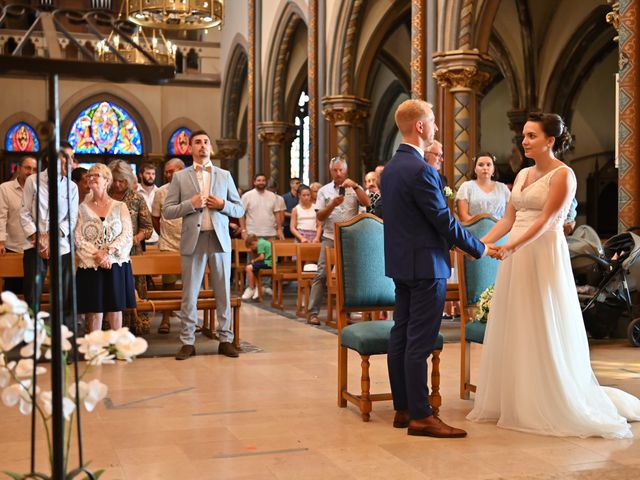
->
[497, 244, 516, 260]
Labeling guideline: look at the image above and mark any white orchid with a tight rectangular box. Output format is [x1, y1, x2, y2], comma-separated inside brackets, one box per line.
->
[13, 359, 47, 379]
[113, 330, 148, 361]
[2, 380, 39, 415]
[37, 390, 76, 420]
[69, 379, 108, 412]
[76, 330, 111, 359]
[0, 353, 9, 388]
[0, 291, 29, 316]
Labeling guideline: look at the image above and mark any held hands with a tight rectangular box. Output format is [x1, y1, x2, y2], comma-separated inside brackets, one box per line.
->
[494, 244, 516, 260]
[483, 243, 500, 259]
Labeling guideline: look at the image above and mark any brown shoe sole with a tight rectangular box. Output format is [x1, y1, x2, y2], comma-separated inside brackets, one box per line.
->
[175, 347, 196, 360]
[393, 419, 410, 428]
[407, 427, 467, 438]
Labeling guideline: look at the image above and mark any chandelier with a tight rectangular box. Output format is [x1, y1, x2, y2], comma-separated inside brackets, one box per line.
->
[96, 28, 177, 65]
[126, 0, 224, 30]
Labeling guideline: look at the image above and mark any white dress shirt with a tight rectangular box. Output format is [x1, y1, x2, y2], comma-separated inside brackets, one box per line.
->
[20, 169, 79, 256]
[194, 161, 213, 231]
[0, 179, 31, 252]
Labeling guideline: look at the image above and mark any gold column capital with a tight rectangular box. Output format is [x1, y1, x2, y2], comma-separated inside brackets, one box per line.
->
[606, 0, 620, 41]
[257, 121, 296, 145]
[321, 95, 370, 126]
[215, 138, 244, 161]
[432, 50, 498, 92]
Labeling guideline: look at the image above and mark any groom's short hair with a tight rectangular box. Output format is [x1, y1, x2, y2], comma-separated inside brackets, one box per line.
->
[395, 99, 433, 135]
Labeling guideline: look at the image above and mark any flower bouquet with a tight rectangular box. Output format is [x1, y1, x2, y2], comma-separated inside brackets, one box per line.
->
[475, 285, 495, 323]
[443, 186, 455, 200]
[0, 291, 148, 479]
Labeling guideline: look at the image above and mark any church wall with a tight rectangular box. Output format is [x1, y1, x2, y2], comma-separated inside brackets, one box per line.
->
[479, 79, 515, 165]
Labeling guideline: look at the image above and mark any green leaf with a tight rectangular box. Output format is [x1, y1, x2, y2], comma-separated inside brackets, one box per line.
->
[94, 469, 105, 479]
[2, 470, 27, 480]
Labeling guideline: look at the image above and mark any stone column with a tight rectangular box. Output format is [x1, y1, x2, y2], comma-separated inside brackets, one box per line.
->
[433, 51, 497, 188]
[321, 95, 370, 180]
[411, 0, 427, 100]
[257, 121, 296, 190]
[610, 0, 640, 231]
[216, 138, 244, 176]
[308, 0, 320, 181]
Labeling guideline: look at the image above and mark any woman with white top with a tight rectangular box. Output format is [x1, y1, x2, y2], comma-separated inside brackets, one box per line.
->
[75, 163, 136, 332]
[290, 185, 321, 243]
[456, 152, 511, 222]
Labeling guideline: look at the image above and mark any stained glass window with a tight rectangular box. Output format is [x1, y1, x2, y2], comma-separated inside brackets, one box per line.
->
[290, 90, 310, 185]
[68, 101, 143, 155]
[168, 127, 192, 155]
[5, 122, 40, 152]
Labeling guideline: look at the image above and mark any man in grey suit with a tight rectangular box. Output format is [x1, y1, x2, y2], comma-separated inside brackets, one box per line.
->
[163, 130, 245, 359]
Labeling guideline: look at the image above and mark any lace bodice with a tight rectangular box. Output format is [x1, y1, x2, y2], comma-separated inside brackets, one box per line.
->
[75, 200, 133, 269]
[511, 166, 576, 233]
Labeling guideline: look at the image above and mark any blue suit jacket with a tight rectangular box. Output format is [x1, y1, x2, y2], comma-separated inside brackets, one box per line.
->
[381, 143, 484, 280]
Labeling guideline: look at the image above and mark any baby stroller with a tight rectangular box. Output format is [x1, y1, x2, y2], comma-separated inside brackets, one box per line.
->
[569, 226, 640, 346]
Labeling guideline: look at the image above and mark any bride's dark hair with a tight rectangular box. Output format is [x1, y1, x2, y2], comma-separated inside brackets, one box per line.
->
[527, 112, 573, 155]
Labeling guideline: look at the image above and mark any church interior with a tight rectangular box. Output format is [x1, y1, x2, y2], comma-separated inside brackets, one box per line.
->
[1, 1, 640, 479]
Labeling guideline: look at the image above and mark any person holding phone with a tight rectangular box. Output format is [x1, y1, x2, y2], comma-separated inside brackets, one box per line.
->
[306, 156, 370, 325]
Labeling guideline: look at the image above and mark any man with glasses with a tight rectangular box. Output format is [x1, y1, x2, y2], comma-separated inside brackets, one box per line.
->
[425, 140, 447, 186]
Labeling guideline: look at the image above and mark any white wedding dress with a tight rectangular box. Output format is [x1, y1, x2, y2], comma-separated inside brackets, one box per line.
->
[467, 166, 640, 438]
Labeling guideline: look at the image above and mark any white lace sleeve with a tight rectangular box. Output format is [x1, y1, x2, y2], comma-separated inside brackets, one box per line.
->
[74, 204, 99, 269]
[109, 202, 133, 264]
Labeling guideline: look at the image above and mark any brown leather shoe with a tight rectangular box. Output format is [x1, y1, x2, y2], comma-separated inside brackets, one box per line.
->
[218, 342, 239, 358]
[175, 344, 196, 360]
[307, 314, 320, 325]
[393, 410, 410, 428]
[407, 415, 467, 438]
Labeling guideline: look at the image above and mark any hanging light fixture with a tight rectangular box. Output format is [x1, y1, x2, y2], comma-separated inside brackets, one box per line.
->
[96, 27, 177, 65]
[126, 0, 224, 31]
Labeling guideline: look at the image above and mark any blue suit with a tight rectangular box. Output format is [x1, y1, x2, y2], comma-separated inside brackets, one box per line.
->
[381, 143, 484, 419]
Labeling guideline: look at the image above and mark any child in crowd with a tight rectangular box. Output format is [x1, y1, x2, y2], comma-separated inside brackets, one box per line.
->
[290, 185, 321, 243]
[242, 234, 272, 300]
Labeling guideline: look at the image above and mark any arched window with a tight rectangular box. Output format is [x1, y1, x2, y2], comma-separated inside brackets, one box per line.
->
[290, 90, 310, 185]
[67, 101, 143, 155]
[5, 122, 40, 152]
[168, 127, 192, 155]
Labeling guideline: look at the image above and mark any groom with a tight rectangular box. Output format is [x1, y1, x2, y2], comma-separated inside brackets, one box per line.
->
[381, 99, 492, 438]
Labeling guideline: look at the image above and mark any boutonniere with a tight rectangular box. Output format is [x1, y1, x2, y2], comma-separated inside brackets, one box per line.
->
[443, 186, 455, 200]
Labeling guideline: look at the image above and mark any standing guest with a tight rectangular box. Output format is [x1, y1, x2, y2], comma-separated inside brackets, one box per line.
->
[242, 234, 272, 300]
[306, 156, 370, 325]
[455, 153, 511, 222]
[425, 140, 448, 187]
[137, 163, 159, 246]
[282, 177, 301, 238]
[363, 171, 382, 217]
[290, 185, 321, 243]
[0, 156, 37, 294]
[71, 167, 91, 204]
[382, 99, 490, 438]
[20, 143, 78, 328]
[108, 159, 153, 333]
[239, 173, 284, 241]
[309, 182, 322, 204]
[75, 164, 135, 332]
[163, 130, 244, 360]
[151, 158, 185, 334]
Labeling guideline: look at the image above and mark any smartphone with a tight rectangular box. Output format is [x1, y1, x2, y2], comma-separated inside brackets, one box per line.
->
[338, 186, 346, 196]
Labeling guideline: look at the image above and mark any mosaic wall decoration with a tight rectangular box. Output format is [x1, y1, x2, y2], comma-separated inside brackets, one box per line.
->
[5, 122, 39, 152]
[68, 101, 143, 155]
[168, 127, 192, 155]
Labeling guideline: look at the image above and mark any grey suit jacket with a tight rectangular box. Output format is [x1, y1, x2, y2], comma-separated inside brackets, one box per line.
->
[162, 165, 244, 255]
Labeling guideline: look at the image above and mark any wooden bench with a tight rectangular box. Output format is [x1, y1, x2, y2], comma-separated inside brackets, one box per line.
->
[295, 243, 321, 317]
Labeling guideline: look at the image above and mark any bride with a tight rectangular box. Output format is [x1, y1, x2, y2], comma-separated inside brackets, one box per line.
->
[467, 112, 640, 438]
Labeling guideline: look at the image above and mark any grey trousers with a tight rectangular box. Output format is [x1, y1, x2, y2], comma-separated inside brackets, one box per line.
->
[179, 231, 233, 345]
[307, 237, 334, 316]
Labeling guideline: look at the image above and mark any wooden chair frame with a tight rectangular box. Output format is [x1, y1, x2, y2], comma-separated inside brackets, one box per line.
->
[269, 240, 298, 308]
[334, 213, 442, 422]
[256, 239, 295, 303]
[325, 246, 338, 327]
[295, 243, 322, 316]
[232, 238, 252, 293]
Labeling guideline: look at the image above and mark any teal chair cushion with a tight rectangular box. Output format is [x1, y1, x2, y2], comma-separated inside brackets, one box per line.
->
[462, 217, 507, 303]
[338, 217, 396, 309]
[465, 320, 486, 344]
[341, 320, 444, 356]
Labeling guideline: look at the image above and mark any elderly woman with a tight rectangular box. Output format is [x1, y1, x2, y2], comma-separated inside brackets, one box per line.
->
[108, 159, 154, 333]
[75, 163, 136, 332]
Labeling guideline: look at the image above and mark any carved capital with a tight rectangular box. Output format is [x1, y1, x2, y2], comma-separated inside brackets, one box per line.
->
[215, 138, 244, 161]
[432, 50, 498, 92]
[257, 121, 296, 145]
[321, 95, 370, 126]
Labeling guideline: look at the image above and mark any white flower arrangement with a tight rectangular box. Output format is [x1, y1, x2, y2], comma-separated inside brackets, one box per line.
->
[443, 186, 455, 200]
[0, 291, 148, 479]
[475, 285, 495, 323]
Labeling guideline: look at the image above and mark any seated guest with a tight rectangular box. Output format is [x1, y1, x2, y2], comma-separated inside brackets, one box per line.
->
[75, 163, 135, 332]
[242, 234, 272, 301]
[455, 152, 511, 222]
[290, 185, 321, 243]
